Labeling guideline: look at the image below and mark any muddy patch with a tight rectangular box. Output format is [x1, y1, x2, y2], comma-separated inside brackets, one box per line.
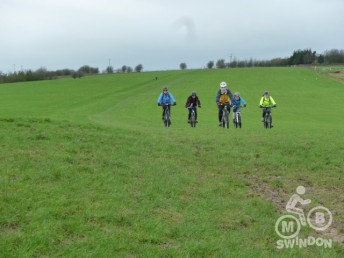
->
[245, 174, 344, 245]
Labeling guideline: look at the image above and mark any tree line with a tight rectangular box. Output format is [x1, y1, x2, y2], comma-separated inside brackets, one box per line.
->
[0, 64, 144, 84]
[201, 49, 344, 70]
[1, 48, 344, 83]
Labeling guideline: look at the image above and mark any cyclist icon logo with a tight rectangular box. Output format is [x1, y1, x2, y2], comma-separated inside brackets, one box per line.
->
[275, 186, 333, 239]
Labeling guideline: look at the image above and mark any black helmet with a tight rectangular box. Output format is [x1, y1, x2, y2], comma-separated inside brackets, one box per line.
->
[191, 91, 196, 96]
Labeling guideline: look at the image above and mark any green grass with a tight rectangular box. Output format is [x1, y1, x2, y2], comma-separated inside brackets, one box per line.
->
[0, 67, 343, 257]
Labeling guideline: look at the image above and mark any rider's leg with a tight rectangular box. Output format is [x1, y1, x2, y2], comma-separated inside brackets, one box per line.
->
[227, 105, 231, 122]
[286, 207, 307, 226]
[262, 108, 266, 122]
[227, 105, 231, 115]
[218, 105, 223, 122]
[195, 108, 198, 121]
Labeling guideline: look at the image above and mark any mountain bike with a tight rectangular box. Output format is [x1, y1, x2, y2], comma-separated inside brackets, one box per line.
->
[261, 106, 275, 129]
[233, 105, 244, 128]
[187, 103, 197, 128]
[220, 103, 230, 128]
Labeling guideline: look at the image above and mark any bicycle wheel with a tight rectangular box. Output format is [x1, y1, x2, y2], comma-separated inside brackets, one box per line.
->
[225, 111, 229, 128]
[264, 114, 268, 128]
[190, 110, 196, 127]
[268, 114, 272, 128]
[238, 113, 242, 128]
[234, 113, 239, 128]
[221, 111, 225, 128]
[163, 111, 167, 127]
[164, 110, 170, 127]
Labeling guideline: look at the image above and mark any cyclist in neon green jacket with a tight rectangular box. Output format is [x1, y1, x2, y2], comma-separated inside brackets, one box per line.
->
[259, 91, 277, 122]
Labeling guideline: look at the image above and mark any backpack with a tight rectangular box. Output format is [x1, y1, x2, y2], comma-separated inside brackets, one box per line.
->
[219, 92, 230, 103]
[161, 93, 171, 103]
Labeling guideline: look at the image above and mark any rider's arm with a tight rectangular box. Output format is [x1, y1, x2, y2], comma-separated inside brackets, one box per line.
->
[301, 199, 311, 205]
[259, 97, 264, 106]
[227, 89, 234, 103]
[240, 97, 247, 106]
[185, 96, 190, 107]
[169, 93, 176, 104]
[270, 96, 276, 106]
[197, 97, 201, 107]
[215, 90, 220, 103]
[157, 93, 163, 104]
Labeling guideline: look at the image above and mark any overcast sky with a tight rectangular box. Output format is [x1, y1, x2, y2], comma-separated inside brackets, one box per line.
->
[1, 0, 343, 72]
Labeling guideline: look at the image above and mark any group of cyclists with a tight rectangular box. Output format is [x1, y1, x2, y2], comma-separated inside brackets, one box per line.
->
[157, 82, 277, 127]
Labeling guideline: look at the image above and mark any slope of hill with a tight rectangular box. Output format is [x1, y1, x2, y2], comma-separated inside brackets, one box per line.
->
[0, 67, 343, 257]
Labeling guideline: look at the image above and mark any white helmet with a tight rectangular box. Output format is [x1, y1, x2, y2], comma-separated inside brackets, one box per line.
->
[220, 82, 227, 88]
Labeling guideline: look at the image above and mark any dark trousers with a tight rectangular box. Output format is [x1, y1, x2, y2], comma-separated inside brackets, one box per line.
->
[218, 104, 230, 122]
[262, 107, 272, 123]
[162, 105, 171, 118]
[188, 107, 198, 120]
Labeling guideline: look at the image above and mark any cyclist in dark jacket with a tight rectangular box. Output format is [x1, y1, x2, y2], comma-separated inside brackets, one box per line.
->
[185, 91, 201, 123]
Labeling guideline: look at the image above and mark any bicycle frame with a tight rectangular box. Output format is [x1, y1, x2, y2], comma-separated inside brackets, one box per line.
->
[261, 106, 273, 129]
[233, 105, 243, 128]
[187, 103, 197, 127]
[234, 111, 241, 128]
[162, 104, 171, 127]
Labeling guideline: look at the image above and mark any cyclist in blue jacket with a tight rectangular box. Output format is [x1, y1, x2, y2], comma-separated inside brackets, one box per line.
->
[157, 87, 176, 120]
[232, 92, 247, 123]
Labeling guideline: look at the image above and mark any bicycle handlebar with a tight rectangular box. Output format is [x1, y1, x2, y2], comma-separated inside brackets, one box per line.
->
[260, 105, 276, 108]
[160, 103, 176, 106]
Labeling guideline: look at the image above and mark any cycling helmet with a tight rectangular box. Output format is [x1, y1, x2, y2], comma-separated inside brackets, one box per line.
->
[234, 92, 240, 97]
[220, 82, 227, 88]
[263, 91, 269, 96]
[191, 91, 196, 96]
[163, 87, 168, 92]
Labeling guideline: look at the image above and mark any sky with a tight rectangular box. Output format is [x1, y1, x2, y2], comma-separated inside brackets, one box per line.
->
[1, 0, 343, 73]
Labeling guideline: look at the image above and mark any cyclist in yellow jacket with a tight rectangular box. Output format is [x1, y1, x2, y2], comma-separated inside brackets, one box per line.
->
[216, 81, 234, 126]
[259, 91, 277, 123]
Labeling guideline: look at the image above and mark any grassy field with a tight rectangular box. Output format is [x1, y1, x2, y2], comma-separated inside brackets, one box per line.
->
[0, 67, 343, 257]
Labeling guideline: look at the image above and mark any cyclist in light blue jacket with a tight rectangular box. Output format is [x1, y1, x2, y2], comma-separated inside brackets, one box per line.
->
[157, 87, 176, 120]
[232, 92, 247, 123]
